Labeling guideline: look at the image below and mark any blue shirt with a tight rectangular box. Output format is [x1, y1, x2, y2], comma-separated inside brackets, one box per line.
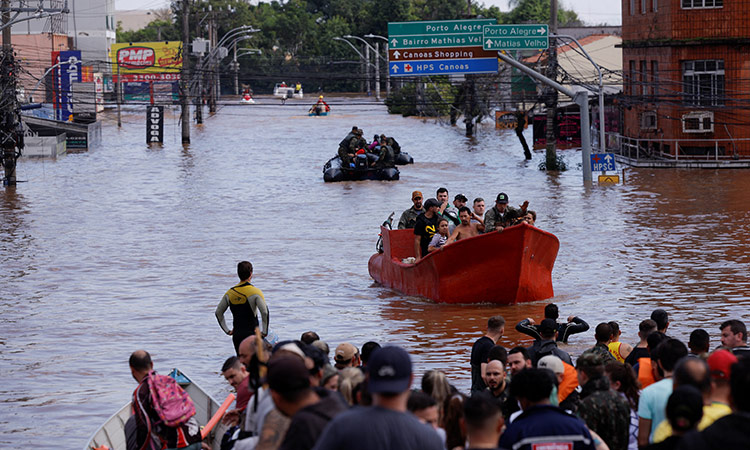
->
[637, 378, 673, 441]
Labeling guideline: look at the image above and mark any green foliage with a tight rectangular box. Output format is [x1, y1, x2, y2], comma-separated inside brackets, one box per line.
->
[116, 19, 179, 43]
[123, 0, 581, 94]
[385, 79, 454, 117]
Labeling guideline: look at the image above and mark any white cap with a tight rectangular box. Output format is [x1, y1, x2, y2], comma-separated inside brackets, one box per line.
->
[538, 355, 564, 374]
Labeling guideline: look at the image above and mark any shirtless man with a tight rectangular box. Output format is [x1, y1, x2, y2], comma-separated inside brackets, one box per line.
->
[446, 206, 485, 244]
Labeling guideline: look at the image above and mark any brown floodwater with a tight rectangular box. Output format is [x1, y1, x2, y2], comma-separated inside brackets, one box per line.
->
[1, 96, 750, 448]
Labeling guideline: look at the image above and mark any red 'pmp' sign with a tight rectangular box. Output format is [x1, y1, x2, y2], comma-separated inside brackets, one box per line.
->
[117, 47, 155, 69]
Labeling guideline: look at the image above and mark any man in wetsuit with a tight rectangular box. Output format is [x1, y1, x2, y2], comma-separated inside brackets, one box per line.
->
[216, 261, 270, 355]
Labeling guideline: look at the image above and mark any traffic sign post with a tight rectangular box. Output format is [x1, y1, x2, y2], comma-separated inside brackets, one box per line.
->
[590, 153, 616, 172]
[387, 19, 499, 77]
[482, 25, 549, 51]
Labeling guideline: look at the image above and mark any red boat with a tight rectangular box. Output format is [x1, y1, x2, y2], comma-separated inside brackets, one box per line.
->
[368, 223, 560, 304]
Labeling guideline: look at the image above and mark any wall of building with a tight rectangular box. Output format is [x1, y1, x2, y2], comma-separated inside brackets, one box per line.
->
[13, 34, 71, 99]
[621, 0, 750, 157]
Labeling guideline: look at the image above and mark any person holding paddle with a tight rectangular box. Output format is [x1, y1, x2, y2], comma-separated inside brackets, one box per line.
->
[215, 261, 270, 355]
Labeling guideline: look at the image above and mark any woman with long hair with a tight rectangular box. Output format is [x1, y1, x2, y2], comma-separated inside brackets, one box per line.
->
[606, 361, 641, 450]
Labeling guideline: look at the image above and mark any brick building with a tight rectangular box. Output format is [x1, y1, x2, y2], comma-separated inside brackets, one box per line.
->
[621, 0, 750, 160]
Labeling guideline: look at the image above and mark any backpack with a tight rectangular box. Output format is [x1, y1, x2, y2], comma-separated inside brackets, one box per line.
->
[146, 371, 196, 427]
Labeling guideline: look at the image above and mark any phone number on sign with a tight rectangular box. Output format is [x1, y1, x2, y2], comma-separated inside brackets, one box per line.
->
[118, 73, 181, 82]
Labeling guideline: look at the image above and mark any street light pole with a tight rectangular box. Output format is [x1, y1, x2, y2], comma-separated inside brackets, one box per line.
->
[364, 34, 390, 99]
[345, 35, 383, 101]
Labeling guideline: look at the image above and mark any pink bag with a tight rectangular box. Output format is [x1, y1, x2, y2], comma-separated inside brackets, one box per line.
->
[146, 371, 196, 427]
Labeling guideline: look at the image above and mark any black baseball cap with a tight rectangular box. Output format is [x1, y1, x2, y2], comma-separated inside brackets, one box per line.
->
[454, 194, 468, 202]
[539, 319, 557, 335]
[367, 346, 412, 394]
[496, 193, 509, 204]
[424, 198, 440, 209]
[264, 356, 310, 394]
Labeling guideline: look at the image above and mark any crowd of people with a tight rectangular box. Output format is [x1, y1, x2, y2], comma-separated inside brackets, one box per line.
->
[396, 187, 536, 261]
[337, 126, 401, 169]
[127, 283, 750, 450]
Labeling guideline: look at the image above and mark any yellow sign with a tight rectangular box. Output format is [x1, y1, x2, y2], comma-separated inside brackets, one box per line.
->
[110, 41, 182, 74]
[495, 111, 527, 130]
[598, 175, 620, 184]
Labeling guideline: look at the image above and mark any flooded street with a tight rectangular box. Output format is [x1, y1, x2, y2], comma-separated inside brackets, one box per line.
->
[2, 96, 750, 448]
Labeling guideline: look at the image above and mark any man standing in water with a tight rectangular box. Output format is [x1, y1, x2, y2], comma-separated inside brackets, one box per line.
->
[216, 261, 270, 354]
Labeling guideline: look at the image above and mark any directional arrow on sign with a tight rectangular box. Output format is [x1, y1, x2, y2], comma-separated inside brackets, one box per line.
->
[392, 50, 401, 59]
[391, 64, 399, 73]
[485, 39, 493, 47]
[391, 38, 398, 46]
[536, 27, 545, 34]
[604, 154, 613, 162]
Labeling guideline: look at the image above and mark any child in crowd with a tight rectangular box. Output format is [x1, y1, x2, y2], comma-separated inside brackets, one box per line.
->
[428, 218, 450, 253]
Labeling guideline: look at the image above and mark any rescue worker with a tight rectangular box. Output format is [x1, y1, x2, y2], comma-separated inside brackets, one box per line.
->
[338, 126, 359, 168]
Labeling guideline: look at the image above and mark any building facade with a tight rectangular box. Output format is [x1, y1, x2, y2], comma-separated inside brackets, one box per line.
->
[13, 0, 116, 73]
[621, 0, 750, 159]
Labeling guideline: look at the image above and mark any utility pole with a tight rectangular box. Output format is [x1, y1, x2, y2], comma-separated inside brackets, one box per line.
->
[180, 0, 190, 144]
[116, 63, 121, 127]
[374, 41, 380, 101]
[365, 44, 371, 96]
[208, 13, 217, 114]
[544, 0, 559, 169]
[2, 0, 17, 186]
[233, 43, 239, 96]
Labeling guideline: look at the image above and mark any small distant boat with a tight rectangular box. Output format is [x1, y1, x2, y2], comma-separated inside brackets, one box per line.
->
[240, 93, 255, 104]
[308, 110, 329, 116]
[273, 83, 303, 99]
[368, 222, 559, 304]
[84, 369, 230, 450]
[323, 156, 399, 182]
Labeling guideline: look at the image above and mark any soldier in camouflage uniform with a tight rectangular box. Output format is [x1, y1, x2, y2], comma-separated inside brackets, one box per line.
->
[575, 351, 631, 450]
[398, 191, 424, 229]
[338, 126, 359, 167]
[584, 322, 618, 364]
[483, 192, 526, 233]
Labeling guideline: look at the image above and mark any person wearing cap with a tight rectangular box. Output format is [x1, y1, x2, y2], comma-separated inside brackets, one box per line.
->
[526, 318, 573, 366]
[398, 191, 424, 229]
[516, 303, 590, 344]
[538, 355, 579, 412]
[482, 192, 527, 233]
[265, 355, 348, 450]
[499, 368, 596, 450]
[413, 198, 441, 261]
[678, 358, 750, 450]
[215, 261, 270, 355]
[575, 351, 631, 450]
[312, 346, 443, 450]
[338, 126, 359, 167]
[333, 342, 360, 370]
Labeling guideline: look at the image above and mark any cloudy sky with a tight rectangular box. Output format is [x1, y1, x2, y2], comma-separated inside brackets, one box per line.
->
[115, 0, 623, 26]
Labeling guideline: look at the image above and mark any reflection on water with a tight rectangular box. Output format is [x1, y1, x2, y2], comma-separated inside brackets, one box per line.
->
[1, 97, 750, 448]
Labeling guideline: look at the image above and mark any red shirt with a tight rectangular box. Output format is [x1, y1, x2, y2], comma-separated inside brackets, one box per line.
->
[236, 376, 251, 410]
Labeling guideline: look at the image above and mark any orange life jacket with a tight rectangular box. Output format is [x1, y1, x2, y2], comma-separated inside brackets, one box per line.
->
[638, 357, 656, 389]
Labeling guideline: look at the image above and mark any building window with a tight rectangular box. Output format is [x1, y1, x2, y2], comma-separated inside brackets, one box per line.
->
[642, 0, 647, 13]
[651, 60, 659, 98]
[683, 60, 724, 106]
[641, 60, 648, 96]
[641, 111, 657, 130]
[653, 0, 658, 11]
[682, 111, 714, 133]
[629, 60, 636, 96]
[682, 0, 723, 8]
[630, 0, 635, 15]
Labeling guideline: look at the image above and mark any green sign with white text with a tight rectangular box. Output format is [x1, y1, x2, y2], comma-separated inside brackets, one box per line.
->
[388, 19, 497, 50]
[482, 24, 549, 51]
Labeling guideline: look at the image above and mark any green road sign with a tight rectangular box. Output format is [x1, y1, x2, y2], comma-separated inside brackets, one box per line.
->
[388, 19, 497, 50]
[388, 19, 496, 37]
[482, 24, 549, 51]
